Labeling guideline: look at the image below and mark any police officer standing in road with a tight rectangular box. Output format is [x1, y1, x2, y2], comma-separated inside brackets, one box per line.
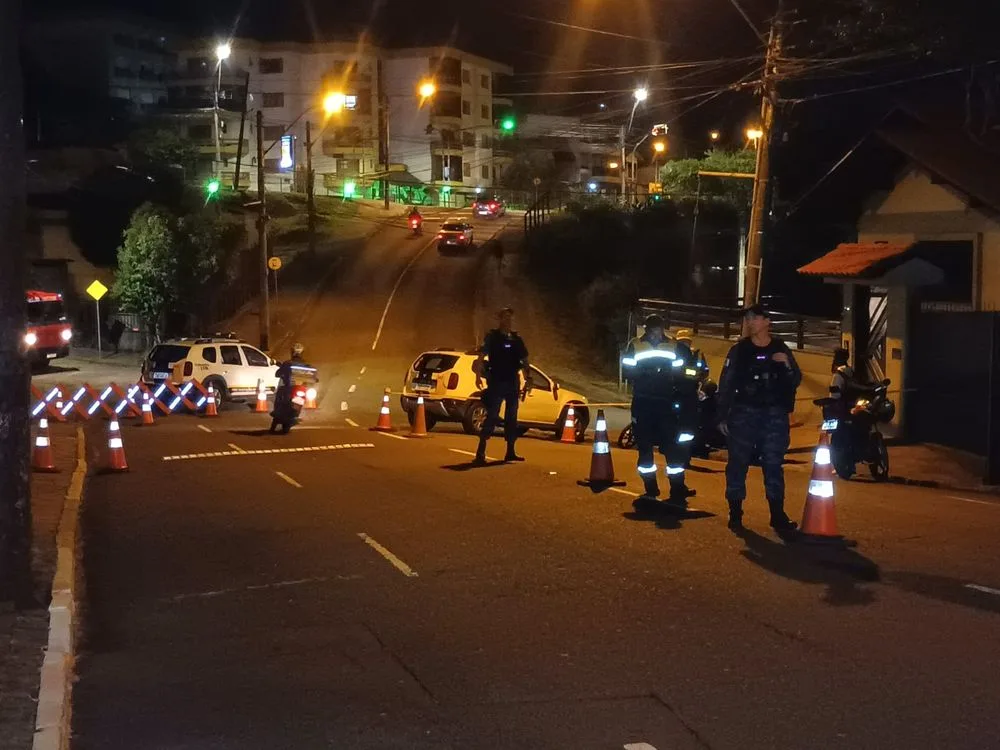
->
[622, 314, 700, 511]
[717, 305, 802, 534]
[474, 307, 531, 465]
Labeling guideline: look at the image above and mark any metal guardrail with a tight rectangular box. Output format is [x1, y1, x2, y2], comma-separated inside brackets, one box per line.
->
[634, 299, 841, 352]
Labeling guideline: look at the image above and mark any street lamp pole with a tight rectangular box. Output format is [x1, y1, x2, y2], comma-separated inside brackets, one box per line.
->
[213, 42, 231, 180]
[256, 109, 270, 351]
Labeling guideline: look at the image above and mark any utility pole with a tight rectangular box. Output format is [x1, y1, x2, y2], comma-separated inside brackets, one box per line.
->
[377, 59, 390, 210]
[0, 0, 33, 605]
[232, 71, 250, 191]
[256, 110, 270, 351]
[305, 119, 316, 255]
[742, 0, 784, 307]
[619, 125, 627, 203]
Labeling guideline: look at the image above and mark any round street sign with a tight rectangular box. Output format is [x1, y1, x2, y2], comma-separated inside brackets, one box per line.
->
[532, 177, 542, 186]
[267, 256, 282, 271]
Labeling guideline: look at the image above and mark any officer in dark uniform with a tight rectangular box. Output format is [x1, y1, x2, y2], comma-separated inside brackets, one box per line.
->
[473, 307, 531, 464]
[717, 305, 802, 534]
[622, 314, 700, 511]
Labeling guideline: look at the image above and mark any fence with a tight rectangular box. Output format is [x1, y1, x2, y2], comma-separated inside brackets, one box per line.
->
[633, 298, 841, 352]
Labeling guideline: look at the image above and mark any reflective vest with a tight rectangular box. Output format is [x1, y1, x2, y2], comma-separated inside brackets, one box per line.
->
[622, 336, 697, 400]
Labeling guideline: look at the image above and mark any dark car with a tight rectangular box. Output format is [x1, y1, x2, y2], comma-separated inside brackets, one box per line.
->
[472, 197, 506, 218]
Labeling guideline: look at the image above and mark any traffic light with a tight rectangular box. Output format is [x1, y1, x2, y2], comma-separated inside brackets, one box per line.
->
[205, 179, 221, 198]
[343, 181, 356, 198]
[500, 116, 516, 133]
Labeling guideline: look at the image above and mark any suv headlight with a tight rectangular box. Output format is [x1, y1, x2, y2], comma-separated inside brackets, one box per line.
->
[61, 329, 73, 342]
[24, 332, 37, 347]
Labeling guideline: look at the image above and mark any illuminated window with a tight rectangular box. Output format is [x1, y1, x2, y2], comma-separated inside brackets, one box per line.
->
[345, 95, 357, 110]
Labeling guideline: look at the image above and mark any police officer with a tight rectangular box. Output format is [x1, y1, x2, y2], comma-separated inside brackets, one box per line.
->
[674, 329, 709, 381]
[473, 307, 531, 465]
[717, 305, 801, 534]
[622, 314, 700, 511]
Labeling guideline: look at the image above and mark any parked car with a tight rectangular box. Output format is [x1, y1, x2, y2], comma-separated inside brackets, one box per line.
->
[437, 220, 475, 252]
[141, 336, 279, 401]
[400, 348, 589, 439]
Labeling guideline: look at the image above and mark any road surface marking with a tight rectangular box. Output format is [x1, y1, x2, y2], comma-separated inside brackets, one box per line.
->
[168, 575, 358, 601]
[197, 424, 212, 433]
[965, 583, 1000, 596]
[345, 418, 359, 427]
[341, 401, 349, 411]
[360, 367, 366, 376]
[348, 384, 357, 393]
[371, 237, 435, 351]
[947, 495, 997, 507]
[275, 471, 302, 488]
[162, 443, 375, 462]
[609, 487, 639, 497]
[374, 431, 408, 441]
[358, 533, 419, 578]
[448, 448, 500, 462]
[624, 744, 658, 750]
[227, 442, 246, 453]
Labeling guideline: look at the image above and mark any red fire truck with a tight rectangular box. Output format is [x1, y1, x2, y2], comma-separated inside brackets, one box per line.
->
[24, 290, 72, 366]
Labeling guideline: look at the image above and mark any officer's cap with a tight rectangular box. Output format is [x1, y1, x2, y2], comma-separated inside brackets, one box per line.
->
[743, 304, 770, 319]
[643, 314, 665, 330]
[675, 328, 693, 342]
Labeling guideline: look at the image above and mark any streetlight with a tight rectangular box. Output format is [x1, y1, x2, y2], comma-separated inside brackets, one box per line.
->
[652, 140, 666, 154]
[633, 87, 649, 103]
[323, 92, 346, 115]
[652, 140, 666, 180]
[710, 130, 721, 142]
[608, 161, 619, 169]
[418, 80, 437, 100]
[213, 41, 232, 180]
[621, 86, 649, 201]
[746, 127, 763, 145]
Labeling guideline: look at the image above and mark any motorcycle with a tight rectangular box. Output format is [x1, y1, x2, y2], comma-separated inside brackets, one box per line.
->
[815, 378, 894, 481]
[270, 383, 307, 434]
[409, 215, 423, 236]
[616, 378, 726, 457]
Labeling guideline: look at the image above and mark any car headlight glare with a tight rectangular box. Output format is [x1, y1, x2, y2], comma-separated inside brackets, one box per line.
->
[24, 332, 37, 347]
[61, 329, 73, 342]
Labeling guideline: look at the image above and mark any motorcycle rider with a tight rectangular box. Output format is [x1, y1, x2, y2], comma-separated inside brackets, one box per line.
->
[622, 314, 700, 511]
[407, 205, 423, 231]
[826, 347, 859, 420]
[717, 305, 801, 534]
[271, 343, 316, 431]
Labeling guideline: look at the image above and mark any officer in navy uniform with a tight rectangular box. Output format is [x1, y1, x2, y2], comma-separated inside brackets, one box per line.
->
[474, 307, 531, 465]
[622, 314, 700, 511]
[717, 305, 802, 534]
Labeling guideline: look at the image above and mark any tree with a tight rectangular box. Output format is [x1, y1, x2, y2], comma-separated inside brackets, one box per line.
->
[113, 204, 179, 339]
[659, 149, 756, 210]
[499, 150, 560, 192]
[0, 0, 33, 604]
[128, 127, 199, 178]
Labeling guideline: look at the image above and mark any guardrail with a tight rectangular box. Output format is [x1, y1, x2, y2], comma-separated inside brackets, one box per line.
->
[635, 298, 841, 352]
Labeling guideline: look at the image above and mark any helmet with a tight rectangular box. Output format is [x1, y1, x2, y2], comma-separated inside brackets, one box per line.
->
[675, 328, 693, 343]
[642, 314, 665, 330]
[291, 342, 304, 357]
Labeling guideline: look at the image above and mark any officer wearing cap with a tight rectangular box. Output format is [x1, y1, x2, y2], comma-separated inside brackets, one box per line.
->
[674, 329, 709, 381]
[473, 307, 531, 464]
[717, 304, 801, 534]
[622, 313, 700, 511]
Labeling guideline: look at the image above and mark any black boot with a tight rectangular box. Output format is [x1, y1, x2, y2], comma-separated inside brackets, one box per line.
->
[768, 498, 798, 533]
[664, 481, 691, 512]
[727, 499, 745, 531]
[472, 440, 488, 466]
[504, 444, 525, 462]
[632, 475, 661, 513]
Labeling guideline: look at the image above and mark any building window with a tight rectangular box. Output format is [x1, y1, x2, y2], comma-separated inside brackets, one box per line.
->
[462, 100, 471, 116]
[264, 158, 281, 172]
[480, 133, 492, 148]
[462, 131, 475, 147]
[259, 57, 284, 74]
[262, 125, 285, 141]
[262, 92, 285, 108]
[462, 68, 471, 84]
[463, 162, 472, 178]
[345, 94, 357, 110]
[189, 123, 212, 139]
[481, 165, 490, 179]
[481, 104, 490, 120]
[480, 74, 489, 89]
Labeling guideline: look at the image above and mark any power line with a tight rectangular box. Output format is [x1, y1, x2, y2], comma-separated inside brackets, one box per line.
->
[499, 9, 673, 48]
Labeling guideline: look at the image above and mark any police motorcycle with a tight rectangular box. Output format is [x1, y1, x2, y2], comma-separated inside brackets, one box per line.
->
[617, 377, 725, 456]
[269, 345, 318, 434]
[815, 379, 894, 481]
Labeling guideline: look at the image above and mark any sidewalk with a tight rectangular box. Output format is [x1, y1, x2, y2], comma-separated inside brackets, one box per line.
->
[0, 424, 79, 750]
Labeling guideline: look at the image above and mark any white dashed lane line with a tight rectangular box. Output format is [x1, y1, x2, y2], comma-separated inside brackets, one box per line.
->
[373, 431, 408, 441]
[341, 401, 349, 411]
[359, 367, 366, 376]
[345, 418, 359, 427]
[228, 443, 246, 453]
[348, 384, 357, 393]
[275, 471, 303, 488]
[197, 425, 212, 433]
[947, 495, 998, 507]
[162, 443, 375, 462]
[358, 533, 418, 578]
[965, 583, 1000, 597]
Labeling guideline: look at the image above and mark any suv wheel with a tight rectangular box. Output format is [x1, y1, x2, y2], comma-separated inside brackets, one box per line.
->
[463, 401, 488, 435]
[203, 376, 229, 404]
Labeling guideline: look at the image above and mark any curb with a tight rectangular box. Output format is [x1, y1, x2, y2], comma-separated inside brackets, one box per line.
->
[32, 425, 87, 750]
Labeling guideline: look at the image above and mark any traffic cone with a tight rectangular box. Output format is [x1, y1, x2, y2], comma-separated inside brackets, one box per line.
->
[799, 431, 848, 544]
[204, 384, 219, 417]
[408, 396, 429, 438]
[254, 379, 269, 413]
[32, 418, 57, 473]
[304, 386, 318, 410]
[370, 388, 394, 432]
[140, 392, 156, 426]
[577, 409, 625, 488]
[106, 419, 129, 472]
[559, 405, 577, 443]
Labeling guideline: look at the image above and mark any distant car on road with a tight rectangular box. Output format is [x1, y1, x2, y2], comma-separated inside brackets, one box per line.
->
[437, 220, 475, 252]
[141, 336, 279, 402]
[400, 348, 589, 440]
[472, 197, 506, 218]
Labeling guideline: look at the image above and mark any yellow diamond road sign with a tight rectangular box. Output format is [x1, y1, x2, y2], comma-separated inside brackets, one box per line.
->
[86, 280, 108, 301]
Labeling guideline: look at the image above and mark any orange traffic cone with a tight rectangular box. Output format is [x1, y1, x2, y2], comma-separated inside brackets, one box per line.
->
[577, 409, 625, 488]
[254, 379, 269, 413]
[204, 384, 219, 417]
[559, 405, 577, 443]
[799, 430, 848, 544]
[304, 386, 318, 410]
[106, 419, 129, 472]
[408, 396, 429, 438]
[370, 388, 394, 432]
[140, 392, 156, 426]
[32, 418, 58, 473]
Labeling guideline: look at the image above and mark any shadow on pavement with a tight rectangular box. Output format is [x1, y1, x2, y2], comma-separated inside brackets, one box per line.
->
[884, 571, 1000, 615]
[441, 461, 508, 471]
[623, 500, 717, 531]
[227, 428, 274, 437]
[35, 364, 80, 374]
[737, 529, 880, 606]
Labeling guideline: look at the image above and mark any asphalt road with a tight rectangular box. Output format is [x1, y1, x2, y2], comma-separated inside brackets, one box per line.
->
[71, 212, 1000, 749]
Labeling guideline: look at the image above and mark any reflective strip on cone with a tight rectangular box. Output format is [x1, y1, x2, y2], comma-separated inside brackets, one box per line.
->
[595, 419, 607, 432]
[594, 441, 610, 455]
[109, 438, 123, 449]
[808, 479, 834, 498]
[814, 446, 831, 466]
[35, 436, 50, 447]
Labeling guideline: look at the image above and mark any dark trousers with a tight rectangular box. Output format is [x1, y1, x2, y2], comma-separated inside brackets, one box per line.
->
[478, 381, 520, 454]
[725, 405, 791, 520]
[632, 397, 692, 497]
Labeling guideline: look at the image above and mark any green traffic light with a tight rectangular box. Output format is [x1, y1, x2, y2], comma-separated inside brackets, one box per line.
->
[206, 179, 221, 196]
[501, 117, 515, 132]
[343, 181, 356, 198]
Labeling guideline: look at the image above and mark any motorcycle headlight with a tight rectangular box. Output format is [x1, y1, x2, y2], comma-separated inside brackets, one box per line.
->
[24, 332, 37, 347]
